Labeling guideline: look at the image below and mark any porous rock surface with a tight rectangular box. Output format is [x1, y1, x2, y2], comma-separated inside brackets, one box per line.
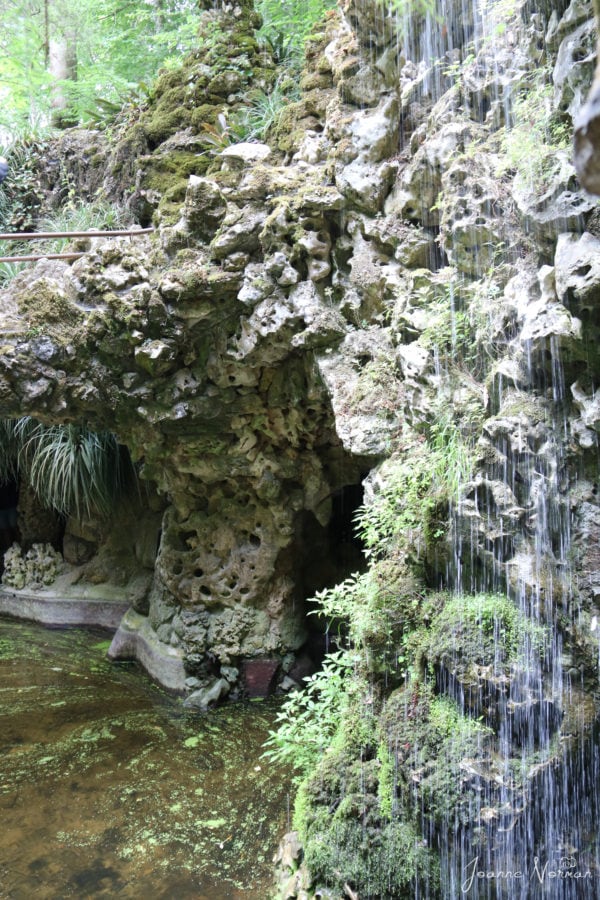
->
[1, 0, 600, 893]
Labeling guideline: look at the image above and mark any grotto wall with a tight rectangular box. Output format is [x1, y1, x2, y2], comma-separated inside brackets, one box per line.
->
[575, 0, 600, 190]
[261, 0, 600, 897]
[1, 0, 600, 890]
[0, 0, 379, 698]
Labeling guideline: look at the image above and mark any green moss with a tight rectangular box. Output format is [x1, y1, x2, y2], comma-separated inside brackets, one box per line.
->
[231, 34, 259, 53]
[377, 741, 394, 822]
[416, 592, 548, 671]
[284, 672, 438, 895]
[380, 683, 493, 825]
[143, 107, 190, 146]
[298, 739, 437, 896]
[137, 151, 212, 224]
[18, 282, 83, 329]
[299, 72, 333, 91]
[189, 105, 221, 130]
[162, 182, 188, 204]
[272, 101, 322, 153]
[153, 68, 183, 93]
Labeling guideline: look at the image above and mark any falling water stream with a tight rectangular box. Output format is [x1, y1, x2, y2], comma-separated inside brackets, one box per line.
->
[436, 327, 600, 898]
[0, 619, 290, 899]
[374, 0, 600, 896]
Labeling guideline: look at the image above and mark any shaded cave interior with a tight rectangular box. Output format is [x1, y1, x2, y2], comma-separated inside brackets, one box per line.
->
[293, 478, 369, 663]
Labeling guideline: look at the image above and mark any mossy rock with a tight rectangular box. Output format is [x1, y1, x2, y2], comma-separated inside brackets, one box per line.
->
[299, 72, 334, 92]
[379, 683, 493, 825]
[18, 281, 83, 329]
[189, 105, 221, 130]
[273, 116, 323, 154]
[297, 746, 437, 897]
[143, 106, 191, 148]
[152, 68, 184, 94]
[231, 34, 260, 54]
[138, 151, 212, 225]
[416, 592, 548, 673]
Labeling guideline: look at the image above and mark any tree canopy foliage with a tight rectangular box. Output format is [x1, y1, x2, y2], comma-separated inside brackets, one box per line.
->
[0, 0, 200, 137]
[0, 0, 343, 140]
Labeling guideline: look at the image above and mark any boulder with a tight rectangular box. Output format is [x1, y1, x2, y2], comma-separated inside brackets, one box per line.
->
[183, 677, 230, 710]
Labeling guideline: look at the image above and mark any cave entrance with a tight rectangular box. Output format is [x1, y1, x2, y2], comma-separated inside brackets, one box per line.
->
[0, 477, 20, 571]
[294, 480, 368, 664]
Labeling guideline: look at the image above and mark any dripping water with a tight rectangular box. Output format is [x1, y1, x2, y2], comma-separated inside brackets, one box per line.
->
[371, 0, 600, 894]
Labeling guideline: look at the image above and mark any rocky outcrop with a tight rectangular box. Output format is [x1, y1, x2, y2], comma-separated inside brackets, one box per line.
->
[1, 0, 600, 895]
[0, 5, 372, 701]
[574, 0, 600, 191]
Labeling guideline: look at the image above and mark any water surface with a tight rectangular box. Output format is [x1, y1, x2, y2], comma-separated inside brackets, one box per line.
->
[0, 618, 290, 899]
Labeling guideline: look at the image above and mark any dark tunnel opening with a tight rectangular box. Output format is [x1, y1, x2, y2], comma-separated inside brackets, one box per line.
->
[293, 480, 369, 668]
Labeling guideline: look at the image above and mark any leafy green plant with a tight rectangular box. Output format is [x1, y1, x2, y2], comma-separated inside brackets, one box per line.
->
[0, 417, 135, 520]
[260, 30, 298, 68]
[237, 80, 298, 141]
[428, 411, 475, 501]
[418, 292, 476, 370]
[83, 81, 152, 127]
[0, 258, 27, 287]
[263, 650, 354, 775]
[416, 271, 511, 380]
[499, 70, 571, 191]
[355, 442, 442, 559]
[0, 133, 50, 234]
[311, 572, 367, 633]
[23, 423, 134, 519]
[199, 114, 246, 153]
[257, 0, 337, 68]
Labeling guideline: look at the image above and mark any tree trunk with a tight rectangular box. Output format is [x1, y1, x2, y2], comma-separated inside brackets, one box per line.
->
[49, 32, 77, 128]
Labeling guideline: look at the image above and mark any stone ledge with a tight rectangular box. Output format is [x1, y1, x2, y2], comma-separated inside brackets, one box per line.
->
[108, 608, 187, 694]
[0, 587, 129, 629]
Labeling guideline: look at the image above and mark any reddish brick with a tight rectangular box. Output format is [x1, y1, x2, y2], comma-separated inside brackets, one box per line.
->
[242, 658, 280, 698]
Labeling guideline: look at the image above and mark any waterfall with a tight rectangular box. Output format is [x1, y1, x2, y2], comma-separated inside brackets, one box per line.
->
[397, 1, 600, 895]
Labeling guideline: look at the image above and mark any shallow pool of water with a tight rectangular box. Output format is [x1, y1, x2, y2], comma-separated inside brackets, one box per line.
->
[0, 617, 291, 899]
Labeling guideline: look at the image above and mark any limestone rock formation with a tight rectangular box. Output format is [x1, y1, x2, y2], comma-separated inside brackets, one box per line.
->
[574, 0, 600, 191]
[1, 0, 600, 895]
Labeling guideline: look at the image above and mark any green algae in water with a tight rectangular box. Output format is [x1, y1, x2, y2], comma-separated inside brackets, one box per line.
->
[0, 617, 292, 898]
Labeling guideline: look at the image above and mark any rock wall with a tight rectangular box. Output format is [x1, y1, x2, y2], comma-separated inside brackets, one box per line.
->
[261, 0, 600, 896]
[0, 1, 373, 698]
[1, 0, 600, 891]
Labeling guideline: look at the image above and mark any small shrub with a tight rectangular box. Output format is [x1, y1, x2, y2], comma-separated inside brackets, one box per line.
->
[235, 80, 298, 141]
[263, 650, 355, 776]
[0, 133, 50, 234]
[36, 198, 129, 255]
[257, 0, 337, 68]
[499, 70, 571, 191]
[0, 417, 136, 520]
[355, 432, 472, 561]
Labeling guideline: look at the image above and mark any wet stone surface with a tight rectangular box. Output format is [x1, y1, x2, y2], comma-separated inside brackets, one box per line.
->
[0, 617, 290, 899]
